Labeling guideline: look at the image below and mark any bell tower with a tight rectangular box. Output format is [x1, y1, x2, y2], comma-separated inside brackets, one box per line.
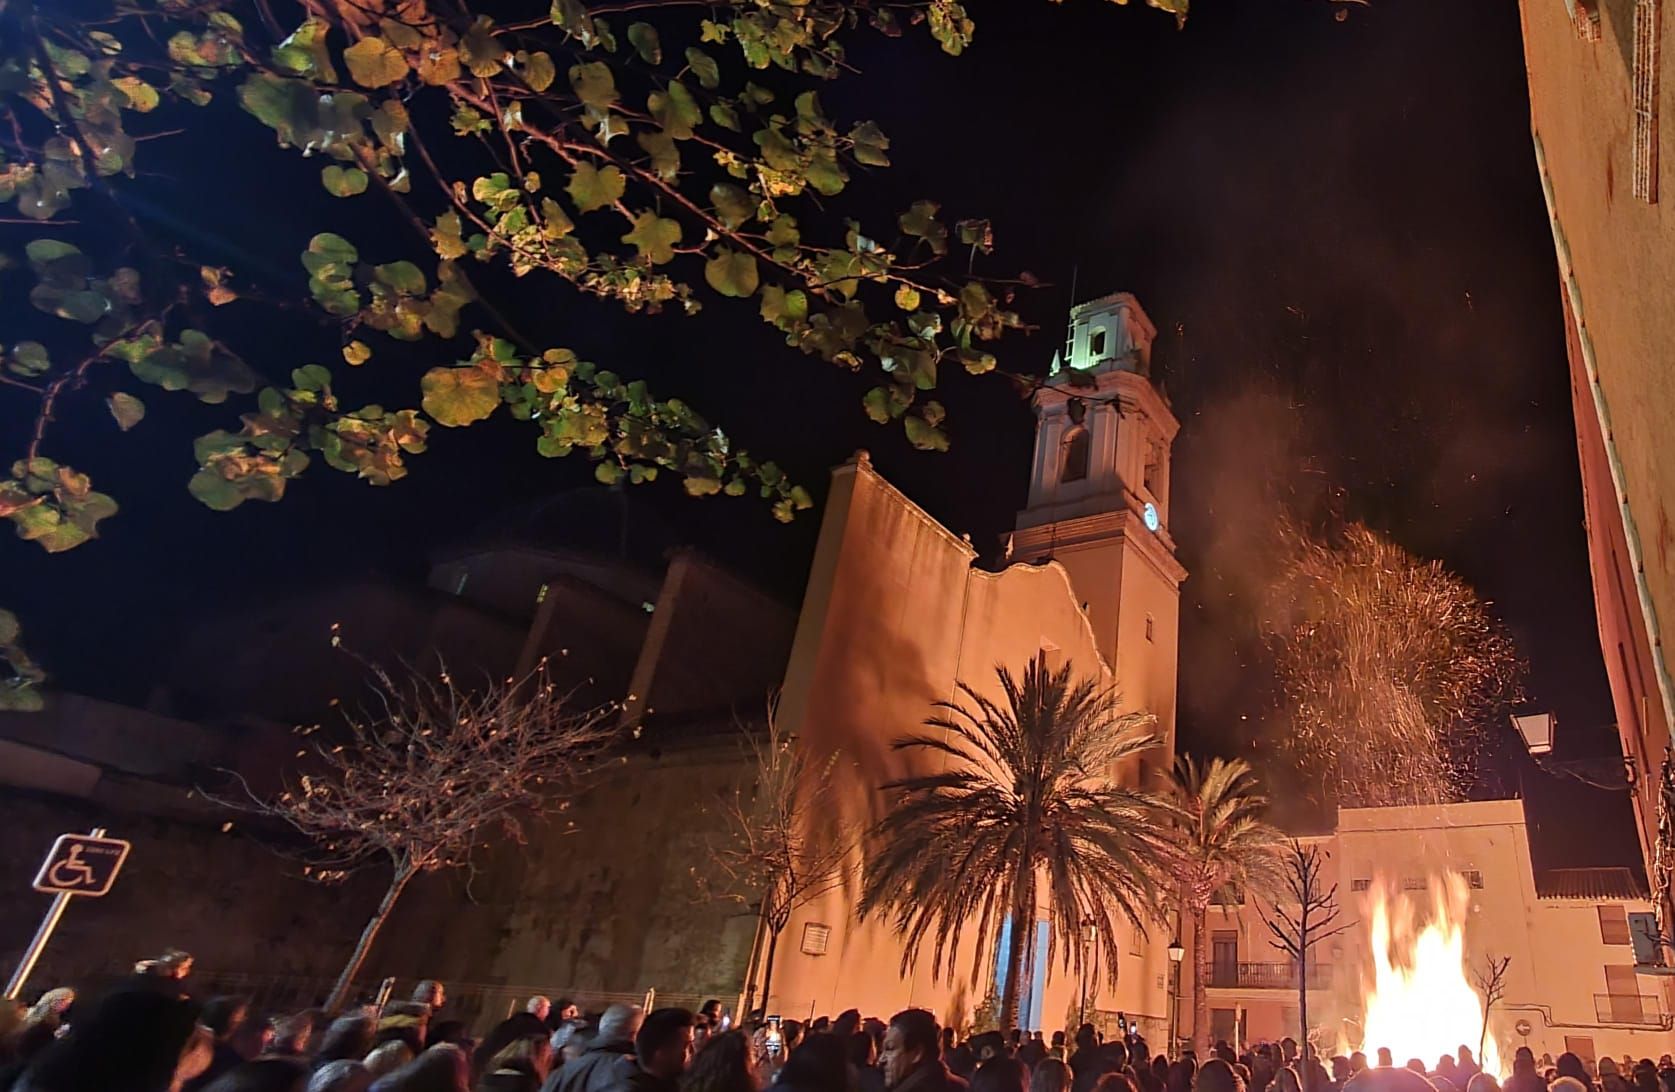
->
[1013, 292, 1187, 759]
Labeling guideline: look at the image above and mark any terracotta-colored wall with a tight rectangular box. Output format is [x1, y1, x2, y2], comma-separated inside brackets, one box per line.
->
[769, 454, 1172, 1031]
[1520, 0, 1675, 909]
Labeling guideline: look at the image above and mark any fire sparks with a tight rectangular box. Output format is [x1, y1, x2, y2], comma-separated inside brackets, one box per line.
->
[1264, 522, 1524, 807]
[1358, 872, 1504, 1079]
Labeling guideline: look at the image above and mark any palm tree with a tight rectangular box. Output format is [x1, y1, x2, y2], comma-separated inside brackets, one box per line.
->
[1162, 755, 1283, 1053]
[860, 652, 1171, 1032]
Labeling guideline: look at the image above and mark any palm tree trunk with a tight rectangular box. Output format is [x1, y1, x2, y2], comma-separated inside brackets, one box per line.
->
[998, 866, 1035, 1032]
[1192, 905, 1210, 1054]
[326, 862, 413, 1012]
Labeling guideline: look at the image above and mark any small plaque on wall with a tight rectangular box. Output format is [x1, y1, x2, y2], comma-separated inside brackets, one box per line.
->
[801, 922, 832, 956]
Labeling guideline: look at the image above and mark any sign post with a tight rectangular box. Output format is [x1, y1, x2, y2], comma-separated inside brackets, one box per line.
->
[4, 828, 130, 1000]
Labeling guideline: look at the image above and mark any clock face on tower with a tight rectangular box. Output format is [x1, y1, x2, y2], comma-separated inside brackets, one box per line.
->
[1142, 502, 1160, 532]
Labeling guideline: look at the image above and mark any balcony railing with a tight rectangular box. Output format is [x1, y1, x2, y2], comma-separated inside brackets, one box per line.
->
[1594, 993, 1672, 1028]
[1203, 961, 1332, 990]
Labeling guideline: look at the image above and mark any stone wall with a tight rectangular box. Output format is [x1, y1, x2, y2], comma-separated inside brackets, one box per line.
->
[0, 791, 377, 995]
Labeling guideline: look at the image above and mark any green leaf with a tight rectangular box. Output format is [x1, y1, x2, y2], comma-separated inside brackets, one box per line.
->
[567, 162, 625, 213]
[305, 232, 358, 266]
[685, 47, 720, 90]
[595, 461, 624, 485]
[343, 341, 371, 366]
[894, 285, 921, 312]
[905, 413, 949, 452]
[849, 120, 891, 167]
[627, 23, 662, 64]
[649, 81, 700, 139]
[374, 261, 427, 295]
[292, 364, 331, 391]
[273, 19, 338, 82]
[569, 62, 618, 109]
[113, 77, 161, 113]
[107, 392, 144, 430]
[710, 183, 754, 229]
[709, 103, 740, 131]
[188, 467, 244, 511]
[704, 249, 759, 298]
[862, 386, 892, 423]
[421, 366, 501, 426]
[636, 131, 680, 180]
[459, 17, 506, 76]
[8, 342, 49, 378]
[522, 51, 556, 92]
[683, 475, 722, 497]
[760, 285, 808, 326]
[622, 212, 682, 265]
[342, 36, 408, 88]
[321, 164, 368, 196]
[25, 239, 81, 266]
[900, 200, 948, 254]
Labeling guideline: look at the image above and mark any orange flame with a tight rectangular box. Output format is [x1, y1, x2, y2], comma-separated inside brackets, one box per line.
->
[1359, 872, 1504, 1078]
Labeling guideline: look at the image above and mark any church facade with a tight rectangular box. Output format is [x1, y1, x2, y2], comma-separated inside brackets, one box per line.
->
[758, 291, 1187, 1031]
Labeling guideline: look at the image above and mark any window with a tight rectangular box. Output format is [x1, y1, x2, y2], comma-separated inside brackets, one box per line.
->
[1061, 427, 1090, 484]
[1089, 328, 1107, 359]
[1351, 878, 1371, 892]
[1563, 1037, 1596, 1068]
[1145, 615, 1154, 642]
[1599, 904, 1632, 945]
[800, 922, 831, 955]
[1464, 870, 1484, 889]
[1401, 877, 1427, 891]
[1144, 440, 1162, 495]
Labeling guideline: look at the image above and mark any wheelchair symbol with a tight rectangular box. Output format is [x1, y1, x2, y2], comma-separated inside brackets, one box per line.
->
[47, 846, 97, 889]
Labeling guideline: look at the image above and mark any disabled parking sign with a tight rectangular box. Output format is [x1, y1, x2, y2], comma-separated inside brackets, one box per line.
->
[32, 832, 129, 897]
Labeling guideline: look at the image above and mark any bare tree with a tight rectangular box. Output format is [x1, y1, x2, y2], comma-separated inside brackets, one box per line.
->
[1260, 839, 1352, 1087]
[218, 657, 614, 1010]
[706, 707, 858, 1016]
[1471, 954, 1511, 1060]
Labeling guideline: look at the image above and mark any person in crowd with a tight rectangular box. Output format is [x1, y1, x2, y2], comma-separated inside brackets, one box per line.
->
[968, 1033, 1008, 1067]
[273, 1012, 322, 1057]
[371, 1043, 471, 1092]
[1601, 1059, 1633, 1092]
[1457, 1049, 1482, 1083]
[881, 1011, 964, 1092]
[14, 982, 202, 1092]
[428, 1021, 473, 1052]
[602, 1009, 696, 1092]
[1555, 1054, 1590, 1088]
[942, 1031, 958, 1063]
[543, 1005, 644, 1092]
[550, 1022, 591, 1067]
[698, 1003, 724, 1031]
[316, 1012, 379, 1070]
[135, 949, 196, 986]
[203, 1057, 311, 1092]
[783, 1022, 807, 1062]
[1070, 1025, 1103, 1092]
[969, 1058, 1027, 1092]
[1350, 1057, 1368, 1078]
[1467, 1074, 1501, 1092]
[851, 1031, 887, 1092]
[412, 983, 448, 1014]
[1095, 1075, 1137, 1092]
[187, 996, 253, 1091]
[1332, 1057, 1352, 1091]
[477, 1036, 554, 1092]
[1272, 1067, 1301, 1092]
[378, 1010, 429, 1058]
[1019, 1035, 1047, 1070]
[1439, 1058, 1460, 1083]
[770, 1033, 853, 1092]
[366, 1043, 418, 1081]
[1197, 1059, 1245, 1092]
[310, 1060, 375, 1092]
[948, 1035, 976, 1081]
[1552, 1078, 1591, 1092]
[834, 1013, 863, 1041]
[680, 1029, 757, 1092]
[1375, 1053, 1394, 1071]
[554, 1003, 581, 1026]
[528, 1000, 554, 1026]
[1032, 1058, 1072, 1092]
[1503, 1048, 1547, 1092]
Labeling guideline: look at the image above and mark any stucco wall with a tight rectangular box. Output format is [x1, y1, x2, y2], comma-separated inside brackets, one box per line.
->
[1185, 801, 1674, 1061]
[769, 454, 1171, 1032]
[1520, 0, 1675, 869]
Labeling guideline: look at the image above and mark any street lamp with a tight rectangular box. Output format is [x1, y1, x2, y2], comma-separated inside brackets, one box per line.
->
[1510, 712, 1555, 756]
[1166, 937, 1185, 1057]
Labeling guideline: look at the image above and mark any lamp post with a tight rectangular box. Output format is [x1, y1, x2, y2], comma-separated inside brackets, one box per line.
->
[1166, 937, 1185, 1058]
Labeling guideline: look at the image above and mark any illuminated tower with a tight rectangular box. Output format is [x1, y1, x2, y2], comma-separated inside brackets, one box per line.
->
[1012, 292, 1187, 763]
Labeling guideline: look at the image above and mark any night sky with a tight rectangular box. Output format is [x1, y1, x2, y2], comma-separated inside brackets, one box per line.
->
[2, 0, 1641, 865]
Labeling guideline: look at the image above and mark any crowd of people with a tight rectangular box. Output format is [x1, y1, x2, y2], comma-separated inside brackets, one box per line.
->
[4, 955, 1675, 1092]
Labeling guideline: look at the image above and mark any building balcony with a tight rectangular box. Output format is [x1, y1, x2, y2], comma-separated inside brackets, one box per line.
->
[1594, 993, 1673, 1029]
[1202, 962, 1332, 991]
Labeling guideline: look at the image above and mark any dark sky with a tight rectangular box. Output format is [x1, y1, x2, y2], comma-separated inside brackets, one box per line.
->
[2, 0, 1640, 864]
